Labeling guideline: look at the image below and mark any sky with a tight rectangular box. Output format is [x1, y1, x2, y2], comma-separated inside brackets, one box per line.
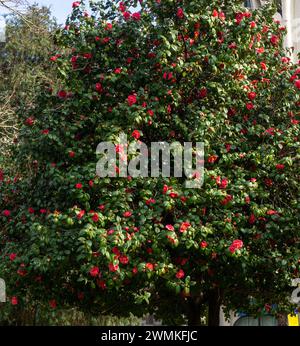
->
[0, 0, 74, 27]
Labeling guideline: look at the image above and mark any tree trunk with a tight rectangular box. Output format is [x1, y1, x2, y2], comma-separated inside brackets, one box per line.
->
[208, 288, 222, 326]
[187, 299, 203, 326]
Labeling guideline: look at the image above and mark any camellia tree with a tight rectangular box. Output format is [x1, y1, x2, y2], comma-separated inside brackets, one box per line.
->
[0, 0, 299, 326]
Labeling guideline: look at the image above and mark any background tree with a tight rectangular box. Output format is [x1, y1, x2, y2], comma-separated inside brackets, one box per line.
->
[0, 4, 58, 156]
[0, 0, 299, 326]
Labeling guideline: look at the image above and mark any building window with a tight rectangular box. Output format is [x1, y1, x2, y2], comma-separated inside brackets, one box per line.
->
[234, 315, 278, 326]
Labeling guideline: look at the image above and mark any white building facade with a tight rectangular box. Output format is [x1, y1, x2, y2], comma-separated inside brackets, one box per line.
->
[247, 0, 300, 60]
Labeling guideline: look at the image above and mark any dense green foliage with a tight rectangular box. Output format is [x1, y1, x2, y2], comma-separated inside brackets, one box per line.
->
[0, 0, 299, 326]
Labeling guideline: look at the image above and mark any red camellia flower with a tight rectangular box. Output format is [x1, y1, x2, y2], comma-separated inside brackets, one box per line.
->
[105, 23, 113, 30]
[77, 209, 85, 219]
[123, 12, 131, 20]
[212, 9, 218, 17]
[221, 195, 233, 205]
[246, 102, 254, 110]
[248, 92, 256, 100]
[25, 117, 35, 126]
[132, 12, 141, 21]
[72, 1, 80, 8]
[200, 241, 208, 249]
[114, 67, 122, 74]
[119, 255, 129, 265]
[132, 130, 141, 139]
[260, 62, 267, 70]
[276, 164, 285, 170]
[11, 296, 18, 305]
[92, 213, 99, 222]
[207, 155, 218, 163]
[95, 83, 103, 93]
[119, 2, 126, 12]
[69, 151, 75, 158]
[267, 210, 278, 215]
[219, 178, 228, 189]
[123, 211, 132, 218]
[9, 253, 17, 261]
[179, 222, 191, 233]
[229, 239, 244, 254]
[264, 178, 273, 187]
[176, 269, 185, 279]
[166, 224, 174, 231]
[249, 213, 256, 224]
[108, 263, 119, 272]
[127, 94, 137, 106]
[145, 263, 154, 271]
[75, 183, 82, 189]
[198, 87, 208, 99]
[41, 129, 49, 135]
[89, 266, 100, 277]
[57, 90, 67, 99]
[294, 80, 300, 89]
[2, 210, 11, 217]
[270, 35, 279, 46]
[49, 299, 57, 309]
[177, 8, 184, 19]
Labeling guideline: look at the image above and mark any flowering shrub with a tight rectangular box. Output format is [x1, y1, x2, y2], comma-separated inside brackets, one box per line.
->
[0, 0, 299, 325]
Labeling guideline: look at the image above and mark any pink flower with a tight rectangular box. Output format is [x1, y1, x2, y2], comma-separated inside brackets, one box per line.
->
[132, 130, 141, 139]
[229, 239, 243, 254]
[89, 266, 100, 277]
[127, 94, 137, 106]
[11, 296, 18, 305]
[176, 269, 185, 279]
[75, 183, 83, 189]
[114, 68, 122, 74]
[166, 224, 174, 231]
